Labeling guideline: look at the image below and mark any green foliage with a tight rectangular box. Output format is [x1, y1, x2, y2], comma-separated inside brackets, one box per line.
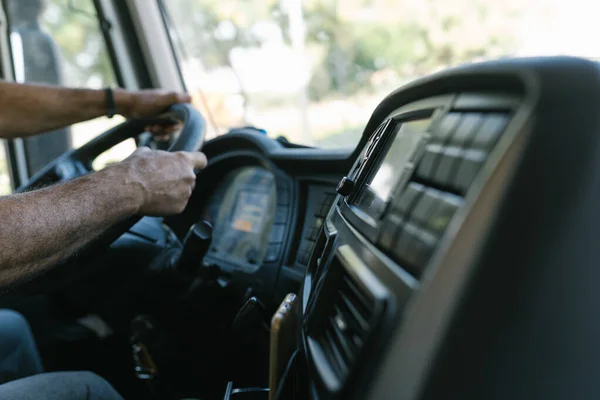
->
[163, 0, 525, 102]
[39, 0, 116, 87]
[165, 0, 277, 68]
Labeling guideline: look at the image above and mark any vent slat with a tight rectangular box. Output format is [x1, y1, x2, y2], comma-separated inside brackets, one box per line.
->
[343, 275, 375, 311]
[313, 269, 379, 384]
[330, 307, 360, 362]
[323, 326, 348, 376]
[337, 292, 369, 332]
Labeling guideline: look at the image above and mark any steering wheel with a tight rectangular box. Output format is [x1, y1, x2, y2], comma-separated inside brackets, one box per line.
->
[18, 103, 205, 191]
[14, 103, 206, 291]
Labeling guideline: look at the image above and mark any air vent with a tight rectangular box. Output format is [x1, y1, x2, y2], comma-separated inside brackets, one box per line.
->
[309, 246, 387, 388]
[318, 271, 374, 379]
[297, 191, 336, 265]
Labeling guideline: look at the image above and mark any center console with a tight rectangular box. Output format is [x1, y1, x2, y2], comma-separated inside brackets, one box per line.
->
[267, 57, 572, 400]
[298, 92, 520, 399]
[231, 57, 600, 400]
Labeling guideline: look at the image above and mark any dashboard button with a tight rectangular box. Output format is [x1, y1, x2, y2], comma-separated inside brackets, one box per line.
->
[277, 190, 291, 205]
[379, 214, 402, 251]
[430, 115, 482, 185]
[393, 225, 414, 263]
[448, 113, 482, 148]
[430, 113, 461, 143]
[269, 224, 286, 243]
[393, 182, 424, 215]
[425, 193, 463, 234]
[410, 188, 441, 226]
[393, 223, 437, 275]
[433, 145, 462, 185]
[471, 114, 508, 151]
[405, 228, 437, 273]
[454, 94, 517, 109]
[415, 143, 443, 181]
[453, 149, 487, 193]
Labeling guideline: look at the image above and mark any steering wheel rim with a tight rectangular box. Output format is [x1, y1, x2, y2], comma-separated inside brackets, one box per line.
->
[11, 103, 206, 293]
[17, 103, 206, 193]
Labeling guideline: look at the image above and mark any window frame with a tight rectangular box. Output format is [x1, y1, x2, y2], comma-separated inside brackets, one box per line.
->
[91, 0, 126, 88]
[0, 0, 140, 189]
[121, 0, 185, 92]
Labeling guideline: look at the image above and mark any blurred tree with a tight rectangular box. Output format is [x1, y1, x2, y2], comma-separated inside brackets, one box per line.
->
[301, 0, 526, 100]
[28, 0, 537, 100]
[164, 0, 290, 70]
[164, 0, 280, 119]
[39, 0, 116, 88]
[164, 0, 527, 100]
[162, 0, 539, 138]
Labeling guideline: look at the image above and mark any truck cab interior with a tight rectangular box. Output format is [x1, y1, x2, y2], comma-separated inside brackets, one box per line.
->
[0, 1, 598, 399]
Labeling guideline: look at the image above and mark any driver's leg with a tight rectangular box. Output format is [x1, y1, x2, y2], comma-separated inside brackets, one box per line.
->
[0, 371, 124, 400]
[0, 310, 124, 399]
[0, 309, 43, 383]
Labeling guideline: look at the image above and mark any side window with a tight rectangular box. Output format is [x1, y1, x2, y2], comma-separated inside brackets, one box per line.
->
[0, 144, 9, 195]
[4, 0, 135, 179]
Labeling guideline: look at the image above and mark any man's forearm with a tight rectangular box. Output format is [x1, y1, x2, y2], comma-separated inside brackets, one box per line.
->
[0, 165, 142, 287]
[0, 81, 132, 138]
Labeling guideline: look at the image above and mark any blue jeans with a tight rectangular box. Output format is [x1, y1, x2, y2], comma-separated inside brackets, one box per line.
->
[0, 309, 124, 399]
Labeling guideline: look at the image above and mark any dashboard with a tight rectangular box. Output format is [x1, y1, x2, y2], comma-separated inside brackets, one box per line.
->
[300, 93, 518, 398]
[202, 166, 277, 273]
[285, 57, 600, 400]
[170, 57, 600, 400]
[169, 135, 348, 306]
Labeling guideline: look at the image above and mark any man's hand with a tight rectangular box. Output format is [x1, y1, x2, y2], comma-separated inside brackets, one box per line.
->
[0, 146, 207, 287]
[111, 147, 207, 216]
[117, 89, 193, 138]
[118, 89, 192, 120]
[0, 82, 195, 140]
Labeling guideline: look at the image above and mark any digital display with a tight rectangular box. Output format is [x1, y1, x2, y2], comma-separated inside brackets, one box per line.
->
[231, 191, 270, 233]
[355, 119, 431, 219]
[370, 120, 430, 200]
[201, 166, 277, 273]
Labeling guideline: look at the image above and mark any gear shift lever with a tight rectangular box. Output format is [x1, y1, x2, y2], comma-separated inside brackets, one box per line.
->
[178, 221, 212, 276]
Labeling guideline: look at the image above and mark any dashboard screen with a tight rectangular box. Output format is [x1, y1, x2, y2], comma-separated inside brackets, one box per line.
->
[202, 167, 276, 272]
[232, 191, 270, 233]
[354, 119, 431, 219]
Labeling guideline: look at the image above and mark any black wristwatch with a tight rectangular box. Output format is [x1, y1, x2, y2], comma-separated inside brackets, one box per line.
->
[104, 87, 117, 118]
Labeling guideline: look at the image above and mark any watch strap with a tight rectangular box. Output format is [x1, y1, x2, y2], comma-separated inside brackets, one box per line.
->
[104, 87, 116, 118]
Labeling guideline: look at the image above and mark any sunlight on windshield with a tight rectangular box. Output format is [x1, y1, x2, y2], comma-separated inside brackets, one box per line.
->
[162, 0, 600, 148]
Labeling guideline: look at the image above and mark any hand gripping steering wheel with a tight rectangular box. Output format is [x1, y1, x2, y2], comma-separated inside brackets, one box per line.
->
[14, 103, 206, 292]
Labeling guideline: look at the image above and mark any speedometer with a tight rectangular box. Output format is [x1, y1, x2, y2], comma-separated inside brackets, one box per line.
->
[202, 166, 276, 272]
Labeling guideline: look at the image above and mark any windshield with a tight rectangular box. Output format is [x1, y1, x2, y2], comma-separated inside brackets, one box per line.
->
[160, 0, 600, 148]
